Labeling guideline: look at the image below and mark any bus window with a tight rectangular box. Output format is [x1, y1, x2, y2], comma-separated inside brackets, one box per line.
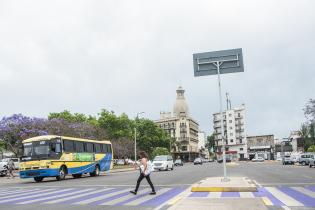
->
[63, 140, 74, 152]
[75, 141, 84, 153]
[95, 144, 101, 153]
[85, 142, 94, 153]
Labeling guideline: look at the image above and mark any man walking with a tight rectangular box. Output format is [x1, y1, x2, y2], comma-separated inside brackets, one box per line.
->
[6, 158, 15, 179]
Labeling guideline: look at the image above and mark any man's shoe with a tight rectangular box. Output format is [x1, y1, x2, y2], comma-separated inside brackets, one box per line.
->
[150, 191, 156, 195]
[130, 191, 137, 195]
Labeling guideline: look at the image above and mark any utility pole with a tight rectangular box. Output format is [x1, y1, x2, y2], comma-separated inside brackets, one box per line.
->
[134, 112, 145, 162]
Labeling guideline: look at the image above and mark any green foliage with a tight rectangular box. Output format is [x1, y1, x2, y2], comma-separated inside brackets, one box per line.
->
[206, 133, 215, 151]
[48, 110, 97, 125]
[98, 109, 134, 139]
[151, 147, 170, 159]
[136, 118, 171, 157]
[307, 145, 315, 153]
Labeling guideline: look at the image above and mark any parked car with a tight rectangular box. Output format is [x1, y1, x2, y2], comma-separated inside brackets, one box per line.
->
[116, 159, 125, 165]
[308, 154, 315, 168]
[252, 157, 264, 162]
[217, 157, 232, 163]
[299, 153, 313, 166]
[152, 155, 174, 171]
[282, 155, 294, 165]
[174, 159, 184, 166]
[209, 158, 214, 162]
[193, 158, 202, 165]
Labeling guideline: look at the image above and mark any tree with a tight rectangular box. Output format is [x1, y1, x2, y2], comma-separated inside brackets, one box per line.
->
[301, 99, 315, 151]
[0, 114, 48, 156]
[136, 118, 171, 157]
[304, 99, 315, 122]
[151, 147, 169, 159]
[307, 145, 315, 153]
[206, 134, 215, 152]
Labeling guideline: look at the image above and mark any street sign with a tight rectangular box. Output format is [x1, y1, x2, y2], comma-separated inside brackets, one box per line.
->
[192, 48, 244, 182]
[193, 48, 244, 77]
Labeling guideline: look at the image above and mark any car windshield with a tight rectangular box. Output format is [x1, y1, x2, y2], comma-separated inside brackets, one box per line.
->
[22, 139, 62, 161]
[195, 158, 201, 161]
[154, 156, 167, 161]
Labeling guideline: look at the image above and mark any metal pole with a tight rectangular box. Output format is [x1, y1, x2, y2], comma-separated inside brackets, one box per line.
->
[216, 62, 229, 182]
[134, 126, 137, 162]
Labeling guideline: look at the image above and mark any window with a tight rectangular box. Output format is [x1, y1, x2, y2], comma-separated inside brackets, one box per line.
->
[94, 143, 101, 153]
[229, 120, 232, 123]
[230, 133, 233, 136]
[75, 141, 84, 153]
[230, 139, 234, 143]
[230, 127, 233, 130]
[181, 146, 187, 151]
[63, 140, 74, 152]
[240, 148, 243, 151]
[229, 114, 232, 117]
[238, 113, 241, 117]
[85, 142, 94, 153]
[240, 139, 242, 143]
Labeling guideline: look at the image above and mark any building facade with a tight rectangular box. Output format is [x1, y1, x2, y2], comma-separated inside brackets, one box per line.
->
[198, 131, 210, 159]
[155, 86, 199, 162]
[213, 105, 248, 160]
[247, 135, 275, 160]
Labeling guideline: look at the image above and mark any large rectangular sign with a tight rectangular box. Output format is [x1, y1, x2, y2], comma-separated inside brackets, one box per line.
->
[193, 48, 244, 77]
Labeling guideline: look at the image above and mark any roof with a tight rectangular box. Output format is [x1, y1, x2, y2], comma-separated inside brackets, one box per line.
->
[22, 135, 111, 144]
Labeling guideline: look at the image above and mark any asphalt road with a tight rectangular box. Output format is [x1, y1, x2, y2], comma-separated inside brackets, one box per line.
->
[0, 161, 314, 210]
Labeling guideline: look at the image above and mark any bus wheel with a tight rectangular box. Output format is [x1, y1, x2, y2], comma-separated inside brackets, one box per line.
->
[56, 166, 67, 181]
[72, 174, 82, 178]
[90, 165, 100, 177]
[34, 177, 44, 182]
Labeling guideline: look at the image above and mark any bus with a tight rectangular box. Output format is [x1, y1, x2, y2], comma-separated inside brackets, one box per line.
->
[19, 135, 113, 182]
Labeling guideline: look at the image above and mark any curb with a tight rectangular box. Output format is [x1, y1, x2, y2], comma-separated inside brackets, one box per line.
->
[191, 186, 257, 192]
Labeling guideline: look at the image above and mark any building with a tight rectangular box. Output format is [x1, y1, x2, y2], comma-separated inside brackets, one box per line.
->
[247, 135, 275, 160]
[155, 86, 199, 162]
[198, 131, 210, 159]
[289, 131, 304, 152]
[213, 104, 247, 161]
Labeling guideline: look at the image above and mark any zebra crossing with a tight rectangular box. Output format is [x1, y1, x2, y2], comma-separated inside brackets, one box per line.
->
[0, 186, 186, 207]
[188, 186, 315, 208]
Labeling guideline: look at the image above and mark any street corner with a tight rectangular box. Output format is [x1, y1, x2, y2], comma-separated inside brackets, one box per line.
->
[191, 177, 257, 192]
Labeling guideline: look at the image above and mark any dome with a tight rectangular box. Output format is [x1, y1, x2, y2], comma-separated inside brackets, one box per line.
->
[173, 86, 189, 117]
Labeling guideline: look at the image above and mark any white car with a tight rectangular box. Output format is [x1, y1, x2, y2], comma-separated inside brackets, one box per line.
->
[152, 155, 174, 171]
[252, 157, 264, 162]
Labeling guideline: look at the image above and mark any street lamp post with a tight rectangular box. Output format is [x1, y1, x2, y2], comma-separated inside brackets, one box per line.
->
[134, 112, 145, 162]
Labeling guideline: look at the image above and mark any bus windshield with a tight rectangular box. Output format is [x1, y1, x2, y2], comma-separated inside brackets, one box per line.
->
[22, 139, 62, 161]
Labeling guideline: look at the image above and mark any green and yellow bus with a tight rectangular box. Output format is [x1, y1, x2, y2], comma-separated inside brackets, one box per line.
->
[19, 135, 113, 182]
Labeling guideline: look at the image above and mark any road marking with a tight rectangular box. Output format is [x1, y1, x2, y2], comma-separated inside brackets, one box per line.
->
[282, 206, 292, 210]
[265, 187, 303, 206]
[43, 188, 110, 204]
[253, 180, 262, 188]
[207, 192, 221, 198]
[0, 189, 35, 195]
[239, 192, 255, 198]
[0, 188, 53, 201]
[100, 188, 151, 205]
[262, 197, 273, 205]
[292, 187, 315, 198]
[17, 188, 91, 204]
[0, 188, 73, 203]
[127, 188, 171, 206]
[73, 188, 132, 205]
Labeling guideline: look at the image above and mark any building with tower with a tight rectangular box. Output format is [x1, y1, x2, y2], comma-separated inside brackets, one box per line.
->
[155, 86, 199, 162]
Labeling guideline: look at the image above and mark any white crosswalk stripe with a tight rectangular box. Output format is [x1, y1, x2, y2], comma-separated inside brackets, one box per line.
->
[239, 192, 255, 198]
[292, 187, 315, 198]
[207, 192, 222, 198]
[127, 188, 172, 206]
[17, 188, 81, 204]
[73, 188, 133, 205]
[43, 188, 112, 204]
[0, 189, 34, 195]
[0, 188, 74, 203]
[265, 187, 304, 207]
[0, 188, 53, 200]
[101, 188, 152, 205]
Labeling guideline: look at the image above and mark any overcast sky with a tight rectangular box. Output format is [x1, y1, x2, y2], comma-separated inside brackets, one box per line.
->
[0, 0, 314, 138]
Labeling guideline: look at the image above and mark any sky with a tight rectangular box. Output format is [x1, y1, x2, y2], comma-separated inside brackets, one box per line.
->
[0, 0, 314, 139]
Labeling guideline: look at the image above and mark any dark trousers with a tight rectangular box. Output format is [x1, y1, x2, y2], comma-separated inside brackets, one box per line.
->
[135, 173, 155, 192]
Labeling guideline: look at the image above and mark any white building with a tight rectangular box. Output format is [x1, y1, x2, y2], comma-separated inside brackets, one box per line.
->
[213, 104, 248, 160]
[156, 86, 199, 162]
[198, 131, 210, 159]
[289, 131, 304, 152]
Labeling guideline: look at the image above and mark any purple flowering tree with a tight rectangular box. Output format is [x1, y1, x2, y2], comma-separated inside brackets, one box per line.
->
[0, 114, 48, 156]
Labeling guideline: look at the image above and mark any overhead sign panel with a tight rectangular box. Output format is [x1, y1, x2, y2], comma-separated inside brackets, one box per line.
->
[193, 48, 244, 77]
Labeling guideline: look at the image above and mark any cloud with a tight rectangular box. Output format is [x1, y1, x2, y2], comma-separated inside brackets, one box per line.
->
[0, 0, 314, 138]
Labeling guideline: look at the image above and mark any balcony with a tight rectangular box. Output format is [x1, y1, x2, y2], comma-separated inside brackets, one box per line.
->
[178, 137, 189, 142]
